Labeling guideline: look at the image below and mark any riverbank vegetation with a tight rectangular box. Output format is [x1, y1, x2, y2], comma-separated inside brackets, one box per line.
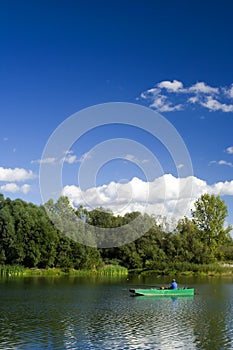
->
[0, 193, 233, 277]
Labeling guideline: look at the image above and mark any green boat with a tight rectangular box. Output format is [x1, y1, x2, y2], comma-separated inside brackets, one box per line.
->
[129, 287, 194, 297]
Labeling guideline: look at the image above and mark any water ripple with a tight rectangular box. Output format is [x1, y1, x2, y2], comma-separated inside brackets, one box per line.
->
[1, 278, 233, 349]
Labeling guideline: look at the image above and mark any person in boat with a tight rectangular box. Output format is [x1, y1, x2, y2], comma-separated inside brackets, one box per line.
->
[160, 279, 178, 290]
[170, 278, 178, 289]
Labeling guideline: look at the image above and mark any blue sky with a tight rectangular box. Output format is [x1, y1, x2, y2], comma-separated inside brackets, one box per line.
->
[1, 0, 233, 228]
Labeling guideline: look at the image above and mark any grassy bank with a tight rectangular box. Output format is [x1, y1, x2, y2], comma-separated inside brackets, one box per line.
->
[133, 262, 233, 277]
[0, 264, 128, 278]
[1, 262, 233, 278]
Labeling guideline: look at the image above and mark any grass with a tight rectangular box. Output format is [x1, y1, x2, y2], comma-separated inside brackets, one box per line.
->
[97, 264, 128, 276]
[1, 262, 233, 278]
[0, 264, 128, 278]
[0, 265, 68, 277]
[130, 262, 233, 277]
[172, 262, 233, 276]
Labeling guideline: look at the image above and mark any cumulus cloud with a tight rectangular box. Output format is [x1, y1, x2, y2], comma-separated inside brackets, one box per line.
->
[189, 82, 219, 94]
[62, 174, 233, 223]
[200, 96, 233, 112]
[150, 98, 183, 112]
[140, 80, 233, 113]
[0, 167, 36, 182]
[140, 82, 184, 112]
[157, 80, 184, 92]
[0, 183, 31, 194]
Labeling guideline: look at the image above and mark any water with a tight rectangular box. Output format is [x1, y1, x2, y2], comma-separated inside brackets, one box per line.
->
[0, 275, 233, 349]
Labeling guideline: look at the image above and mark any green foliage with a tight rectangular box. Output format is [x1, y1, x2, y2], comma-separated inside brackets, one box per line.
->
[0, 195, 101, 270]
[0, 193, 232, 275]
[192, 194, 232, 260]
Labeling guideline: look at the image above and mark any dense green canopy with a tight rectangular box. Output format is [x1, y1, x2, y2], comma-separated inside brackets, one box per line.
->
[0, 193, 232, 270]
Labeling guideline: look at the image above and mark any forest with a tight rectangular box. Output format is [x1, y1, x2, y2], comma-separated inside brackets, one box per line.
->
[0, 192, 233, 273]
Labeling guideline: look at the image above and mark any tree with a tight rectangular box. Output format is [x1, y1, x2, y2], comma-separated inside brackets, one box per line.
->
[0, 200, 24, 264]
[191, 194, 232, 260]
[175, 217, 209, 264]
[87, 207, 115, 228]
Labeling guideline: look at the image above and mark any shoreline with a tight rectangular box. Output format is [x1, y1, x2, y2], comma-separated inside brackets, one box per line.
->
[1, 263, 233, 278]
[0, 264, 128, 278]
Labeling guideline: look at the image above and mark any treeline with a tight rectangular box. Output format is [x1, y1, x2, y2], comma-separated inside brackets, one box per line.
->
[0, 193, 233, 271]
[0, 194, 101, 270]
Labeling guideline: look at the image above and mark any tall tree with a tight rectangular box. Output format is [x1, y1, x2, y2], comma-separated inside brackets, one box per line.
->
[191, 194, 232, 260]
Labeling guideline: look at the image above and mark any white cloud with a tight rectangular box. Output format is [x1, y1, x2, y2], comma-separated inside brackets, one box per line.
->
[219, 160, 233, 167]
[124, 154, 149, 164]
[79, 152, 93, 163]
[189, 82, 219, 94]
[0, 167, 36, 182]
[157, 80, 184, 92]
[224, 84, 233, 99]
[31, 157, 56, 164]
[0, 183, 31, 194]
[177, 163, 184, 169]
[200, 96, 233, 112]
[229, 85, 233, 98]
[148, 94, 166, 108]
[31, 150, 78, 165]
[226, 146, 233, 154]
[62, 153, 78, 164]
[64, 154, 77, 164]
[21, 184, 31, 193]
[143, 87, 160, 96]
[211, 180, 233, 196]
[61, 150, 78, 164]
[140, 84, 184, 112]
[209, 160, 233, 167]
[218, 160, 233, 167]
[188, 96, 199, 104]
[62, 174, 233, 224]
[140, 80, 233, 113]
[150, 97, 183, 112]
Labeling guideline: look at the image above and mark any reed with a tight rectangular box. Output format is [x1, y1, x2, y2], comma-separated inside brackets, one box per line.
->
[129, 262, 233, 277]
[0, 264, 128, 278]
[97, 264, 128, 276]
[0, 265, 68, 277]
[168, 262, 233, 276]
[0, 264, 26, 276]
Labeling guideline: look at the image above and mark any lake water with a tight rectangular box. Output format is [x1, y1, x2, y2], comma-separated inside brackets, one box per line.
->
[0, 274, 233, 349]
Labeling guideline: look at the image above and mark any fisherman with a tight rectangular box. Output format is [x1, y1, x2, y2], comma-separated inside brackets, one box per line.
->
[170, 279, 178, 290]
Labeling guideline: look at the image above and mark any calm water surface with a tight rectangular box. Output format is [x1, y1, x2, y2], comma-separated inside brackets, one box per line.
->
[0, 274, 233, 349]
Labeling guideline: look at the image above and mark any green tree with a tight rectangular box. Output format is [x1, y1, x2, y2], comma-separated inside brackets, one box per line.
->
[87, 207, 115, 228]
[0, 199, 24, 264]
[55, 234, 73, 268]
[191, 194, 232, 260]
[174, 217, 209, 264]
